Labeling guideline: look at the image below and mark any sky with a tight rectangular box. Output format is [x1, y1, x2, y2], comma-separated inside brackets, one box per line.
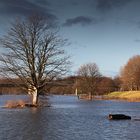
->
[0, 0, 140, 77]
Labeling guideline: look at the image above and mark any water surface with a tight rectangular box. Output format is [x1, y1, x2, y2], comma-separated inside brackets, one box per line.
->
[0, 95, 140, 140]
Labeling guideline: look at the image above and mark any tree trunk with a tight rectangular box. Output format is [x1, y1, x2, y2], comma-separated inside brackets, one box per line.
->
[88, 92, 92, 100]
[28, 86, 38, 105]
[32, 90, 38, 105]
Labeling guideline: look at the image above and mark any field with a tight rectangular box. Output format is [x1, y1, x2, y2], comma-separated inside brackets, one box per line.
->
[104, 91, 140, 102]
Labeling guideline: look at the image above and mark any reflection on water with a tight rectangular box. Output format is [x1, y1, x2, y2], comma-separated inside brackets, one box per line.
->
[0, 95, 140, 140]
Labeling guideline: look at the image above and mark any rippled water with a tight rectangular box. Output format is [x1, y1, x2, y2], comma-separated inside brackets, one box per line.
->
[0, 95, 140, 140]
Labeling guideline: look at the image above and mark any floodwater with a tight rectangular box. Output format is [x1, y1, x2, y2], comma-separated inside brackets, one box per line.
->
[0, 95, 140, 140]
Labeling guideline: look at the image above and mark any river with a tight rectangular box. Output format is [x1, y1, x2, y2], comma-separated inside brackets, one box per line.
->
[0, 95, 140, 140]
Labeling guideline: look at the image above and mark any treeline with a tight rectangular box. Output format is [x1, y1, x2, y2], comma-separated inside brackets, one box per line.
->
[50, 55, 140, 95]
[0, 79, 25, 95]
[0, 76, 120, 95]
[49, 76, 121, 95]
[0, 55, 140, 95]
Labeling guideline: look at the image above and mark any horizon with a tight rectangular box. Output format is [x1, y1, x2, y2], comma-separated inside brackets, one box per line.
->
[0, 0, 140, 77]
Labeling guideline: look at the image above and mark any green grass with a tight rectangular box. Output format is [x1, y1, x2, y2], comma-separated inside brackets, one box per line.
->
[104, 91, 140, 101]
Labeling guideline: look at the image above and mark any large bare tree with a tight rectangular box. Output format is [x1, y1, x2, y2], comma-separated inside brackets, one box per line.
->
[0, 15, 70, 105]
[76, 63, 101, 99]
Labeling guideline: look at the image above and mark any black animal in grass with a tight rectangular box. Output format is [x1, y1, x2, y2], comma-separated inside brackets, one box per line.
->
[108, 114, 131, 120]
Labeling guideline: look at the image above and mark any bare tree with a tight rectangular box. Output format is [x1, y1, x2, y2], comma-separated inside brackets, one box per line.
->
[120, 55, 140, 91]
[0, 15, 70, 105]
[76, 63, 101, 99]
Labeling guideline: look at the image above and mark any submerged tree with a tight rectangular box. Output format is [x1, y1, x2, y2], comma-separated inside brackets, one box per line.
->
[76, 63, 101, 99]
[0, 15, 70, 105]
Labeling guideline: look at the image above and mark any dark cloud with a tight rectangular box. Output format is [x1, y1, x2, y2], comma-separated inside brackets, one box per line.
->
[63, 16, 97, 27]
[135, 39, 140, 42]
[33, 0, 50, 6]
[96, 0, 131, 12]
[0, 0, 56, 21]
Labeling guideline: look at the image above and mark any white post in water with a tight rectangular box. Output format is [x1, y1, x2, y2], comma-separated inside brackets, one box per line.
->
[75, 88, 78, 96]
[75, 88, 79, 99]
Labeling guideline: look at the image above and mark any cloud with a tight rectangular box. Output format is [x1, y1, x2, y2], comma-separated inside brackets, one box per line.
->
[135, 39, 140, 42]
[63, 16, 97, 27]
[96, 0, 131, 12]
[0, 0, 57, 21]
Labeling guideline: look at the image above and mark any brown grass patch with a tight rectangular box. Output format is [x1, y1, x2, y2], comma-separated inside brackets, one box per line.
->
[5, 100, 26, 108]
[104, 91, 140, 102]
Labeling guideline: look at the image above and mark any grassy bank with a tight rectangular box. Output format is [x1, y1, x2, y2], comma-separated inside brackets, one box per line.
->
[104, 91, 140, 102]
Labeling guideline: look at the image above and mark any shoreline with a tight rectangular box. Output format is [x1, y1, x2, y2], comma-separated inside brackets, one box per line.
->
[1, 92, 140, 102]
[102, 91, 140, 102]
